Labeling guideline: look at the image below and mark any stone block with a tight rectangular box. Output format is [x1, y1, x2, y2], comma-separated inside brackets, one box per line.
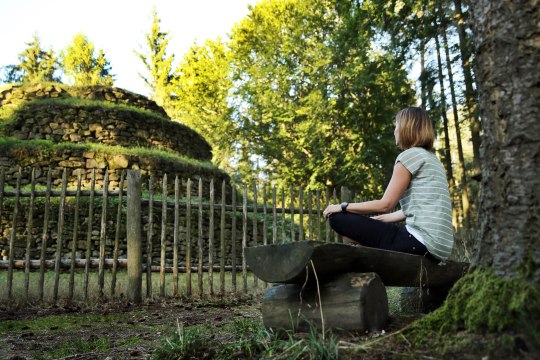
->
[108, 154, 129, 169]
[89, 123, 102, 132]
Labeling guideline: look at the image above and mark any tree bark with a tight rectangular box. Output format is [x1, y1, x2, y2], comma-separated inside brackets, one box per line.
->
[245, 241, 468, 287]
[262, 272, 388, 332]
[470, 0, 540, 282]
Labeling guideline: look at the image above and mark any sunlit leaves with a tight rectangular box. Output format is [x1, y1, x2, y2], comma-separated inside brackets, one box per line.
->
[61, 33, 114, 86]
[134, 7, 174, 107]
[168, 39, 235, 171]
[229, 0, 414, 195]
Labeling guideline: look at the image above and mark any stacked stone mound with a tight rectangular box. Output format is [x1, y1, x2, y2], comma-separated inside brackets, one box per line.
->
[0, 83, 227, 190]
[0, 83, 167, 116]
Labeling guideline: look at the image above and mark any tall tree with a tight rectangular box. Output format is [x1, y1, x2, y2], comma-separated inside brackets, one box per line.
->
[134, 8, 174, 108]
[230, 0, 414, 194]
[18, 34, 60, 83]
[453, 0, 481, 169]
[168, 39, 236, 170]
[61, 33, 114, 86]
[1, 34, 59, 84]
[411, 1, 540, 350]
[440, 1, 471, 231]
[471, 0, 540, 281]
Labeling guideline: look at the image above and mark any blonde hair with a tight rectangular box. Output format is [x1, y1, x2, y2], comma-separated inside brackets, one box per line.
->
[395, 107, 434, 150]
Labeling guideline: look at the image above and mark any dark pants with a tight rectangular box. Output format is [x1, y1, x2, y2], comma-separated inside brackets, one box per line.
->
[329, 212, 433, 258]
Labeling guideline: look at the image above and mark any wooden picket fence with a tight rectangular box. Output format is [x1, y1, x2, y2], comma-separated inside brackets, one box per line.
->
[0, 168, 350, 305]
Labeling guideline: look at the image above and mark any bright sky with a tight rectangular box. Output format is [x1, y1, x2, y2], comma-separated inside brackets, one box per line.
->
[0, 0, 257, 96]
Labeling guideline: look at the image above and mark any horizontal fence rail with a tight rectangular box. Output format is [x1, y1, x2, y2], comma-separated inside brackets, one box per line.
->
[0, 167, 355, 306]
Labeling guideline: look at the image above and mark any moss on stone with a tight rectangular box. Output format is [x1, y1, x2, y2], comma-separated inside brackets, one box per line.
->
[405, 269, 540, 355]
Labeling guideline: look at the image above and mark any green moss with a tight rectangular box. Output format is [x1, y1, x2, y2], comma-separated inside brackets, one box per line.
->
[517, 252, 540, 280]
[406, 269, 540, 354]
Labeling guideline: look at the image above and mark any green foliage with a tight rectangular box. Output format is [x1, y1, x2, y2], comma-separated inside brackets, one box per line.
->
[0, 64, 24, 84]
[229, 0, 415, 195]
[407, 269, 540, 349]
[134, 7, 174, 107]
[1, 34, 60, 84]
[61, 33, 114, 86]
[18, 34, 61, 83]
[169, 39, 235, 171]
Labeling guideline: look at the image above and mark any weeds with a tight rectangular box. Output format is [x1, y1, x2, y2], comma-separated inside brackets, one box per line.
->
[151, 317, 339, 360]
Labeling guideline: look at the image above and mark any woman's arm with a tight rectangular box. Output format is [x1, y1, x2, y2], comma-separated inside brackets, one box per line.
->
[323, 162, 411, 219]
[371, 210, 406, 223]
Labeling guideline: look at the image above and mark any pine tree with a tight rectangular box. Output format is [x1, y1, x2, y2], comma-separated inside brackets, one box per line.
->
[134, 7, 174, 107]
[169, 39, 235, 170]
[61, 33, 114, 86]
[1, 34, 59, 84]
[19, 34, 60, 83]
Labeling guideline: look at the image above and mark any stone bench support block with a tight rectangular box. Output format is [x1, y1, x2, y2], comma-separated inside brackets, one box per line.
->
[262, 272, 388, 332]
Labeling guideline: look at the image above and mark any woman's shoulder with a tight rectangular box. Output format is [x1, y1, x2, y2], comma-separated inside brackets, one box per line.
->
[397, 147, 429, 159]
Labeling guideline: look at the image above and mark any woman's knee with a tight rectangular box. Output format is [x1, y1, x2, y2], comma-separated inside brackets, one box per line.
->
[328, 212, 347, 233]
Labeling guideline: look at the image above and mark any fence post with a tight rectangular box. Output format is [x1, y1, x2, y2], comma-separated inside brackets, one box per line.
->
[126, 170, 142, 304]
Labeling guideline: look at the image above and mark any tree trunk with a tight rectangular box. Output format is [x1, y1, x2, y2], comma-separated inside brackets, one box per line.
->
[420, 38, 426, 109]
[470, 0, 540, 282]
[434, 25, 459, 227]
[262, 272, 388, 332]
[434, 31, 454, 184]
[440, 2, 471, 246]
[453, 0, 481, 169]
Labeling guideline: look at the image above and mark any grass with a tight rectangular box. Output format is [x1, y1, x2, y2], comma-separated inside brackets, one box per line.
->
[0, 305, 137, 359]
[148, 287, 404, 359]
[40, 337, 111, 359]
[0, 268, 410, 359]
[0, 312, 124, 333]
[150, 316, 340, 360]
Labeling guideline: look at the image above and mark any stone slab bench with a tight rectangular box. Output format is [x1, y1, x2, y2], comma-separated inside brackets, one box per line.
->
[245, 241, 469, 332]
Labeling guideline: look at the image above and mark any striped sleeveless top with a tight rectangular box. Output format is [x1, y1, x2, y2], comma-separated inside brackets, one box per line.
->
[396, 147, 454, 260]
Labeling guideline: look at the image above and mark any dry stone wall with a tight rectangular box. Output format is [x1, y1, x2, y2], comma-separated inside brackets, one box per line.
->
[5, 102, 212, 161]
[0, 146, 228, 193]
[0, 83, 167, 117]
[0, 83, 226, 192]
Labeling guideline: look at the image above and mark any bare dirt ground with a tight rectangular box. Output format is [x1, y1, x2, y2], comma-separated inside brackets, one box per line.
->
[0, 296, 262, 360]
[3, 297, 531, 360]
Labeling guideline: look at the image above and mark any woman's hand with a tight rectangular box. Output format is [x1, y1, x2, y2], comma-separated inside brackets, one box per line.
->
[371, 210, 406, 223]
[323, 204, 341, 219]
